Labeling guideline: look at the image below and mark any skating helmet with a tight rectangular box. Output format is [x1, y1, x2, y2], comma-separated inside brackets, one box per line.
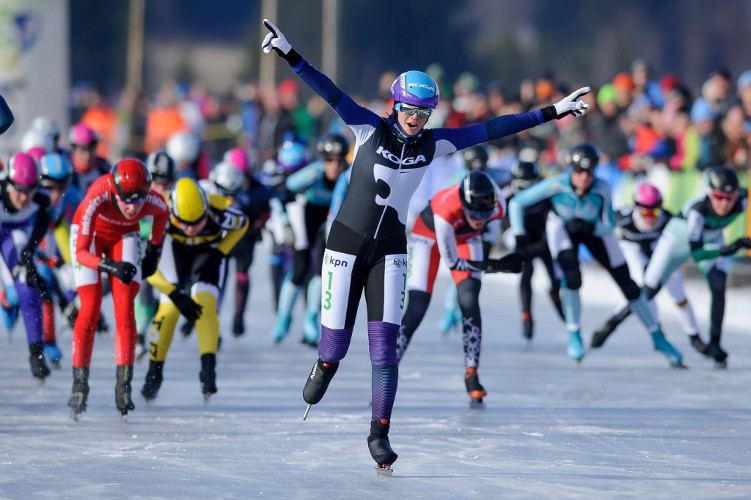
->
[223, 147, 251, 175]
[634, 183, 662, 209]
[69, 123, 99, 149]
[317, 134, 349, 158]
[211, 161, 245, 196]
[706, 166, 739, 195]
[463, 146, 489, 172]
[511, 160, 541, 190]
[6, 152, 40, 193]
[20, 129, 54, 153]
[146, 151, 176, 185]
[390, 71, 440, 109]
[25, 147, 46, 163]
[169, 177, 208, 225]
[166, 131, 201, 164]
[39, 153, 73, 187]
[461, 171, 497, 220]
[277, 139, 308, 172]
[567, 143, 599, 173]
[110, 158, 151, 203]
[29, 116, 61, 142]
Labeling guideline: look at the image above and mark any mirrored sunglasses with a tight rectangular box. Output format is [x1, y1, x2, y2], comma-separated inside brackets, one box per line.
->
[395, 102, 432, 118]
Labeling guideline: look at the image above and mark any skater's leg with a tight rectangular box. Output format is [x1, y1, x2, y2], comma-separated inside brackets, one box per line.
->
[396, 291, 431, 362]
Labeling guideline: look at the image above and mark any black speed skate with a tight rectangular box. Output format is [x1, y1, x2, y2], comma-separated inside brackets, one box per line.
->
[199, 353, 217, 400]
[706, 341, 728, 368]
[96, 316, 110, 339]
[232, 314, 244, 337]
[302, 358, 339, 419]
[115, 365, 135, 417]
[688, 334, 708, 356]
[68, 367, 90, 420]
[465, 368, 486, 409]
[141, 360, 164, 401]
[367, 418, 398, 475]
[522, 313, 533, 340]
[28, 342, 51, 381]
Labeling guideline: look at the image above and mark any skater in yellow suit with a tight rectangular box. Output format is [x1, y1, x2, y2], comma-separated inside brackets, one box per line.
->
[141, 178, 248, 401]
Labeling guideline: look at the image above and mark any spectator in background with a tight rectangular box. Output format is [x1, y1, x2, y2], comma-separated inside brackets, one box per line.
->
[612, 72, 635, 109]
[145, 81, 186, 153]
[737, 70, 751, 121]
[721, 105, 749, 171]
[708, 68, 738, 118]
[81, 89, 117, 160]
[277, 78, 315, 142]
[691, 97, 724, 170]
[590, 84, 629, 166]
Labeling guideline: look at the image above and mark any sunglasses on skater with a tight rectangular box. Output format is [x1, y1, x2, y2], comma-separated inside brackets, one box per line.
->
[394, 102, 432, 118]
[572, 165, 594, 176]
[637, 207, 661, 218]
[710, 189, 737, 202]
[464, 207, 493, 222]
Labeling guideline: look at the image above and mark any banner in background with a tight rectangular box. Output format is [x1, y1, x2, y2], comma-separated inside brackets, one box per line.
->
[0, 0, 69, 154]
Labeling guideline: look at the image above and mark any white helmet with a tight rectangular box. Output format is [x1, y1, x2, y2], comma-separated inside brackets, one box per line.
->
[21, 129, 55, 153]
[166, 131, 200, 164]
[29, 116, 61, 140]
[210, 161, 245, 196]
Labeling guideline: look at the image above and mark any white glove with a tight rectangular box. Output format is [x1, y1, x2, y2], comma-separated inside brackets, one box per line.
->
[262, 19, 292, 56]
[57, 263, 77, 292]
[553, 87, 590, 118]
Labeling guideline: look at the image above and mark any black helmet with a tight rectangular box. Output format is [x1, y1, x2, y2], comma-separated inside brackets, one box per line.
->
[146, 151, 176, 184]
[568, 143, 599, 173]
[511, 160, 540, 189]
[463, 146, 489, 171]
[706, 166, 739, 194]
[461, 171, 497, 216]
[317, 134, 349, 158]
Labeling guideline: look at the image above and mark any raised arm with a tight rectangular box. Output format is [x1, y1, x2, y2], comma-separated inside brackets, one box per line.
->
[0, 95, 14, 135]
[262, 19, 380, 130]
[433, 87, 590, 157]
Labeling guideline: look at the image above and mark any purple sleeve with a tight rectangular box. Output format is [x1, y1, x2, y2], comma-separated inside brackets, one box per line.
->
[293, 60, 380, 128]
[432, 110, 544, 151]
[0, 95, 14, 135]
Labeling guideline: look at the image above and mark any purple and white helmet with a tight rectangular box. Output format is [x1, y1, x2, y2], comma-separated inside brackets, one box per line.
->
[390, 71, 440, 109]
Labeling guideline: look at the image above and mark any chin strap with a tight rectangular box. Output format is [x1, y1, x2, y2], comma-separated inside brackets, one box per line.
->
[387, 112, 423, 145]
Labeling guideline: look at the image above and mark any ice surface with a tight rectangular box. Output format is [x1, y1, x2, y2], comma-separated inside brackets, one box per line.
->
[1, 250, 750, 499]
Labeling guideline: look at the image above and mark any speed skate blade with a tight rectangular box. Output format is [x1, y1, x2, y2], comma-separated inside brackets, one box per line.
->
[302, 404, 312, 420]
[375, 465, 393, 476]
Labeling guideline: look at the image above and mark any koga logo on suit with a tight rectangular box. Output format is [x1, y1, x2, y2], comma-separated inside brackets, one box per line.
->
[375, 146, 426, 166]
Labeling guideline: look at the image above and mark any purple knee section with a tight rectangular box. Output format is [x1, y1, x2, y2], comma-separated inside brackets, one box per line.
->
[319, 325, 353, 363]
[372, 364, 398, 421]
[368, 321, 399, 365]
[16, 282, 43, 343]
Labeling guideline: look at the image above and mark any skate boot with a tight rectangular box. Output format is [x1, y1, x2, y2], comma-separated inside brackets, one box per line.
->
[96, 315, 109, 339]
[181, 319, 195, 338]
[688, 334, 708, 356]
[199, 353, 217, 399]
[464, 368, 487, 408]
[63, 302, 79, 329]
[43, 341, 63, 367]
[232, 314, 245, 337]
[270, 313, 292, 343]
[705, 340, 727, 368]
[115, 365, 136, 416]
[367, 418, 398, 473]
[141, 360, 164, 401]
[68, 367, 90, 420]
[28, 342, 51, 380]
[522, 311, 533, 340]
[303, 357, 339, 405]
[651, 330, 685, 368]
[301, 310, 320, 347]
[567, 330, 585, 362]
[590, 317, 619, 348]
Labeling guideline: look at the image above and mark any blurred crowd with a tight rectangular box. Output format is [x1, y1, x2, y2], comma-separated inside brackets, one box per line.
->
[67, 59, 751, 185]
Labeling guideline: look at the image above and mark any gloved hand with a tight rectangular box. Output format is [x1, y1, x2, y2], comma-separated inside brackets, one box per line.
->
[262, 19, 293, 58]
[553, 87, 590, 119]
[141, 242, 162, 279]
[168, 289, 203, 322]
[16, 247, 45, 290]
[565, 218, 595, 236]
[485, 253, 524, 274]
[98, 257, 137, 285]
[720, 237, 751, 255]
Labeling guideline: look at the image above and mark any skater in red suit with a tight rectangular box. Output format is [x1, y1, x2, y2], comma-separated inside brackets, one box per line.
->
[67, 158, 169, 419]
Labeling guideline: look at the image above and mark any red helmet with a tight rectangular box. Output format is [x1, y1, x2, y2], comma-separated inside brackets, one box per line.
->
[110, 158, 151, 203]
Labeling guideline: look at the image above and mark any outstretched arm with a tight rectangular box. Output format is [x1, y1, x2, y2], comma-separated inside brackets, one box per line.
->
[0, 95, 13, 135]
[262, 19, 380, 129]
[433, 87, 590, 156]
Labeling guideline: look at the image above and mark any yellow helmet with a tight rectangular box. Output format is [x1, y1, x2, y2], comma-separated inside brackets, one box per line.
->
[169, 178, 208, 225]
